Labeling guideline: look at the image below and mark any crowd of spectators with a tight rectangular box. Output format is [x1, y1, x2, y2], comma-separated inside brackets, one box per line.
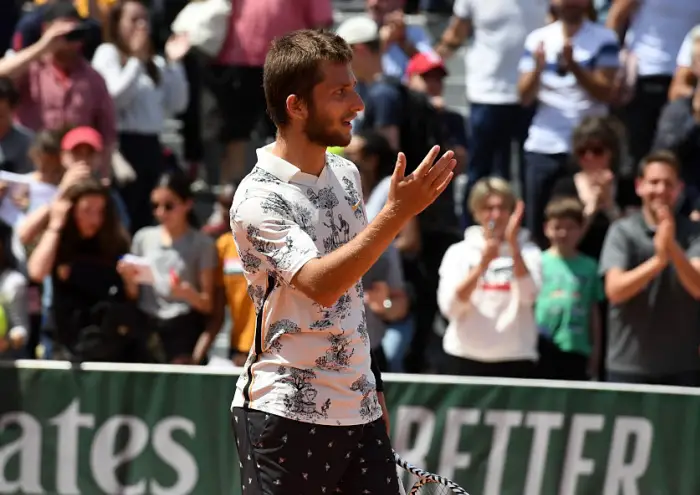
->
[1, 0, 700, 388]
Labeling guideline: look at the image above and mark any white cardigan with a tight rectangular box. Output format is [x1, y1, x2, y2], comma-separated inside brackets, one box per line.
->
[91, 43, 189, 135]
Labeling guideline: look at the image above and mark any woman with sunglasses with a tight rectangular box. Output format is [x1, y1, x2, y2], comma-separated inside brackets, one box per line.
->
[119, 171, 215, 364]
[549, 116, 623, 260]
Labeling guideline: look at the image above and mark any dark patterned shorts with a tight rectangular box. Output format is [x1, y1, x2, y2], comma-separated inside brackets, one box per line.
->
[232, 407, 401, 495]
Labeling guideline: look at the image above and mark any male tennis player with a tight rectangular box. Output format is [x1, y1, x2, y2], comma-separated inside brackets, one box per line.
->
[229, 29, 456, 495]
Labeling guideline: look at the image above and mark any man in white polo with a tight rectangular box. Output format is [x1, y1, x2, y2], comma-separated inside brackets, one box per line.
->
[229, 29, 455, 495]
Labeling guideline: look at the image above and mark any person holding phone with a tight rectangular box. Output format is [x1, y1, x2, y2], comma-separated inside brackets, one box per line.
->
[437, 178, 542, 378]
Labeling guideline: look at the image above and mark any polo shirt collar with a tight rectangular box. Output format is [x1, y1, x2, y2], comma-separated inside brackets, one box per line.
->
[255, 144, 328, 186]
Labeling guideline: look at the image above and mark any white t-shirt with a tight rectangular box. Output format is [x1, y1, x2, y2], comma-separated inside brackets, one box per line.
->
[625, 0, 700, 76]
[519, 21, 620, 154]
[676, 27, 698, 68]
[229, 145, 383, 426]
[438, 226, 542, 362]
[454, 0, 549, 104]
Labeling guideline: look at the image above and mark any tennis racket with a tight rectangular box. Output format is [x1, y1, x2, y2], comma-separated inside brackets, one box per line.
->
[394, 451, 470, 495]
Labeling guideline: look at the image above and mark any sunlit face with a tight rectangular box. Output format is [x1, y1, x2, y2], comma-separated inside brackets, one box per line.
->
[545, 217, 583, 251]
[575, 140, 612, 172]
[151, 187, 191, 229]
[119, 1, 149, 46]
[302, 62, 365, 148]
[73, 194, 106, 238]
[475, 194, 512, 238]
[635, 162, 682, 216]
[62, 144, 99, 171]
[552, 0, 589, 23]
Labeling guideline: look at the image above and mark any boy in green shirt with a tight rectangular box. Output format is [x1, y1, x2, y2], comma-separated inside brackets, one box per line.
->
[536, 197, 603, 380]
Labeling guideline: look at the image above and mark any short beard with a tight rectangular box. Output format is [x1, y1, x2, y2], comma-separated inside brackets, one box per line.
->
[303, 103, 351, 148]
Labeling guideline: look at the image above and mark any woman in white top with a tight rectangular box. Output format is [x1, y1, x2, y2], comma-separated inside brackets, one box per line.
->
[92, 0, 189, 234]
[437, 178, 542, 378]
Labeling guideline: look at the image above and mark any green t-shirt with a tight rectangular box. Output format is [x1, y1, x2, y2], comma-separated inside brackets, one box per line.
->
[535, 251, 603, 355]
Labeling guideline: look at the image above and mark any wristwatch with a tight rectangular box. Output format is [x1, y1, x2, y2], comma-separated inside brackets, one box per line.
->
[383, 298, 393, 310]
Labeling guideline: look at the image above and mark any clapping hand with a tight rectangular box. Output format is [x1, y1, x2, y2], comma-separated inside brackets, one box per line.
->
[534, 41, 546, 73]
[387, 146, 456, 221]
[165, 33, 190, 62]
[504, 200, 525, 248]
[653, 206, 675, 264]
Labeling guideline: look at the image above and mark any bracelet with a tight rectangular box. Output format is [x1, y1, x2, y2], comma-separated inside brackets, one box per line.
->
[45, 227, 62, 234]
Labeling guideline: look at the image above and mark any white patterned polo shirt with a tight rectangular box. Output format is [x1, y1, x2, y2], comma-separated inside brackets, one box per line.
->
[229, 144, 383, 426]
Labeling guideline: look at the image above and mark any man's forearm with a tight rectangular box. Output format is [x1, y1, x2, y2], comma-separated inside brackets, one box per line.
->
[518, 72, 542, 106]
[292, 206, 406, 307]
[571, 65, 613, 102]
[669, 243, 700, 299]
[605, 257, 666, 304]
[0, 40, 46, 79]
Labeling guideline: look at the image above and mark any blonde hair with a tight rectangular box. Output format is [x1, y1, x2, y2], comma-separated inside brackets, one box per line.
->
[468, 177, 516, 216]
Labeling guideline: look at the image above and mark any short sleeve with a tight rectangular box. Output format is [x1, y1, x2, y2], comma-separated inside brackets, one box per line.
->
[197, 234, 217, 272]
[231, 195, 321, 285]
[599, 221, 630, 275]
[594, 30, 620, 69]
[131, 228, 144, 256]
[519, 31, 540, 74]
[453, 0, 472, 19]
[676, 29, 694, 68]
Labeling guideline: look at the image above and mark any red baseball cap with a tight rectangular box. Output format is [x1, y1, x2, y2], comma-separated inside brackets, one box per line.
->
[61, 127, 103, 152]
[406, 52, 448, 78]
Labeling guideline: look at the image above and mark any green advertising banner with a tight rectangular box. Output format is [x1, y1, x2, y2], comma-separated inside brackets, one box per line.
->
[1, 362, 699, 495]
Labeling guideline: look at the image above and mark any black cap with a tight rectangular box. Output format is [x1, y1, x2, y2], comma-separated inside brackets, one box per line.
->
[43, 2, 83, 23]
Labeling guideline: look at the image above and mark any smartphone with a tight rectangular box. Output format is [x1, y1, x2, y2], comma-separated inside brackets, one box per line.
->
[64, 24, 90, 42]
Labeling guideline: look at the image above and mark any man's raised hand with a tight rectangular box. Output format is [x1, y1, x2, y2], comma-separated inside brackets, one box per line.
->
[387, 145, 456, 220]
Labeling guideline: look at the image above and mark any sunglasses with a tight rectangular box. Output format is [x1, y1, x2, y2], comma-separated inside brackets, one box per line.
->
[151, 201, 175, 212]
[576, 145, 607, 157]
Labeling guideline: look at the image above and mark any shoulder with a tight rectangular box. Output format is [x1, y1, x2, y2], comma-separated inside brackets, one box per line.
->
[576, 253, 599, 271]
[586, 22, 619, 43]
[93, 43, 119, 57]
[368, 79, 402, 101]
[1, 270, 27, 290]
[216, 231, 235, 252]
[526, 23, 554, 44]
[11, 124, 34, 143]
[191, 229, 216, 250]
[607, 214, 640, 239]
[133, 226, 159, 245]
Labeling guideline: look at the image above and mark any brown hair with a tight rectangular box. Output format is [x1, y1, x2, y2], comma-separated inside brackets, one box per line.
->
[56, 178, 130, 264]
[264, 29, 353, 127]
[105, 0, 160, 85]
[638, 149, 681, 178]
[571, 115, 625, 170]
[545, 197, 585, 225]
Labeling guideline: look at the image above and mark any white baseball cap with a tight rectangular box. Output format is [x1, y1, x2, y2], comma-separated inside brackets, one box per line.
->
[336, 16, 379, 45]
